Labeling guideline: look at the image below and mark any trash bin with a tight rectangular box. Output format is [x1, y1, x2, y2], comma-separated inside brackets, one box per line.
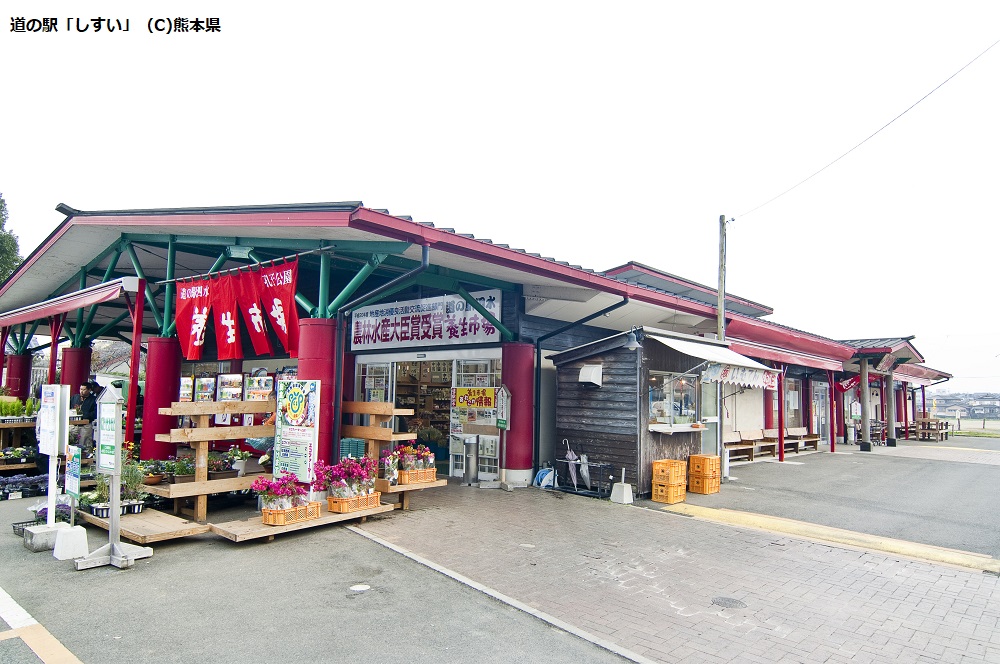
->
[463, 435, 479, 486]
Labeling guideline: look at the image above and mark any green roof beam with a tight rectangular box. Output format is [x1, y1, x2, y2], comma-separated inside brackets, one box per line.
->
[124, 242, 164, 331]
[327, 254, 386, 317]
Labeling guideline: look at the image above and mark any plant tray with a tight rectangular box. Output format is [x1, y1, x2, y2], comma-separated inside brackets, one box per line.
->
[399, 468, 437, 485]
[327, 492, 382, 514]
[11, 520, 35, 537]
[261, 501, 322, 526]
[208, 470, 239, 480]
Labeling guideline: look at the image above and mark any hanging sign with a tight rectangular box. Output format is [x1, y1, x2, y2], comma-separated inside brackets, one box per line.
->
[275, 379, 319, 483]
[174, 278, 212, 360]
[496, 385, 511, 431]
[451, 387, 497, 409]
[65, 445, 82, 499]
[256, 260, 300, 357]
[237, 269, 274, 356]
[212, 274, 242, 361]
[350, 289, 502, 351]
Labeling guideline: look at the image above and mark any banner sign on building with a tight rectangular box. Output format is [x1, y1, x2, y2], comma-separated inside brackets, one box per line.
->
[174, 258, 300, 361]
[451, 387, 498, 409]
[350, 289, 502, 351]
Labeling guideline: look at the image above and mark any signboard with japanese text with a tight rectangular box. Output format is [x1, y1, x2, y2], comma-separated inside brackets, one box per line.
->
[274, 379, 319, 483]
[496, 385, 510, 431]
[350, 289, 502, 351]
[97, 401, 120, 474]
[451, 387, 497, 409]
[38, 384, 70, 456]
[65, 445, 82, 499]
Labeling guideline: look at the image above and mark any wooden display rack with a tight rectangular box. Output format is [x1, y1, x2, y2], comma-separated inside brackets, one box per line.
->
[341, 401, 446, 509]
[75, 508, 210, 545]
[156, 399, 276, 523]
[209, 502, 394, 542]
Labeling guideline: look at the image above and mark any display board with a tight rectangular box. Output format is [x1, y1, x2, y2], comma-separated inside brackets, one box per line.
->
[38, 384, 70, 456]
[65, 444, 82, 499]
[215, 373, 244, 424]
[274, 379, 320, 483]
[179, 376, 194, 402]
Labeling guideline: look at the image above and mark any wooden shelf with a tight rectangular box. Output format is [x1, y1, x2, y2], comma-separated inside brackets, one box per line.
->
[75, 507, 211, 544]
[141, 475, 265, 498]
[341, 401, 417, 459]
[374, 478, 448, 510]
[0, 462, 37, 472]
[210, 503, 394, 542]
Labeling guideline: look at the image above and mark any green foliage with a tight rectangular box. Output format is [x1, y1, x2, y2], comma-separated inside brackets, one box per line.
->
[0, 194, 21, 282]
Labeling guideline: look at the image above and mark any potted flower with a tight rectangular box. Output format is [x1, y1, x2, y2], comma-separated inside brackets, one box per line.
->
[208, 456, 239, 480]
[141, 459, 165, 485]
[121, 458, 148, 514]
[310, 459, 341, 503]
[226, 445, 252, 476]
[326, 456, 380, 513]
[172, 456, 196, 483]
[90, 474, 111, 518]
[380, 448, 399, 486]
[251, 471, 306, 510]
[161, 459, 176, 483]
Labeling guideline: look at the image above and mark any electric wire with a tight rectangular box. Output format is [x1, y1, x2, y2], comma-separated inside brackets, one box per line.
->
[737, 37, 1000, 220]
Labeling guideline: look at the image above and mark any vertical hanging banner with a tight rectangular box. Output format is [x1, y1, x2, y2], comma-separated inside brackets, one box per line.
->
[212, 274, 242, 360]
[256, 260, 299, 357]
[275, 379, 319, 483]
[236, 268, 274, 356]
[175, 278, 212, 360]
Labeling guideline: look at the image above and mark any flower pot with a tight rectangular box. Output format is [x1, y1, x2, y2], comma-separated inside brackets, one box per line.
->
[173, 473, 196, 483]
[143, 474, 164, 485]
[231, 459, 247, 477]
[91, 504, 110, 518]
[209, 470, 239, 480]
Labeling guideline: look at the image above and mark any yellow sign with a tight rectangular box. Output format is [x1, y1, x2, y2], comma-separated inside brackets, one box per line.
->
[451, 387, 497, 409]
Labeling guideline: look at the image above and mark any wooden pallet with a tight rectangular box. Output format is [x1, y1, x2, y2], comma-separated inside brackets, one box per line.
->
[374, 478, 448, 510]
[75, 508, 210, 544]
[209, 502, 394, 542]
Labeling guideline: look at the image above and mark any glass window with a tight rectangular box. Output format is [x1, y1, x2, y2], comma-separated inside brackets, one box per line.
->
[649, 371, 698, 426]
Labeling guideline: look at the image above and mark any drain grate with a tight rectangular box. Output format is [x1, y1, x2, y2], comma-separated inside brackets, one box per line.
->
[712, 597, 748, 609]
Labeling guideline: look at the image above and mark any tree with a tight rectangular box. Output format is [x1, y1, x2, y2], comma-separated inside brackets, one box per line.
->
[0, 193, 22, 282]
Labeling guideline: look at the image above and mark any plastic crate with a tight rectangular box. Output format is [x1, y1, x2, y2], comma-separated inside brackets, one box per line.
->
[651, 482, 685, 504]
[688, 475, 721, 495]
[688, 454, 721, 477]
[11, 520, 35, 537]
[261, 501, 322, 526]
[652, 459, 686, 485]
[339, 438, 366, 460]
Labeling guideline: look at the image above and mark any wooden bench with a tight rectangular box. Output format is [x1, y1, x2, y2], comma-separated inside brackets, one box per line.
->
[724, 430, 755, 462]
[762, 428, 797, 455]
[786, 427, 820, 452]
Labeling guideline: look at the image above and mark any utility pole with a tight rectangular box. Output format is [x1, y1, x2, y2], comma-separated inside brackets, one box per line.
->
[717, 215, 727, 341]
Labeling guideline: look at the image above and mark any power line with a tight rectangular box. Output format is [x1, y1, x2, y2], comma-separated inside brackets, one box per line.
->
[738, 37, 1000, 219]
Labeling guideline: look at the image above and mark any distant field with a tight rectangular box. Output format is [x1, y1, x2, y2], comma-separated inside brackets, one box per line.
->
[935, 417, 1000, 438]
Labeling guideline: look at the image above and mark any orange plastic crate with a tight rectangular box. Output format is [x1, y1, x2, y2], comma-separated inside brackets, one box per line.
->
[651, 481, 686, 504]
[688, 475, 720, 495]
[261, 501, 322, 526]
[327, 491, 382, 514]
[652, 459, 686, 485]
[688, 454, 721, 477]
[399, 468, 437, 485]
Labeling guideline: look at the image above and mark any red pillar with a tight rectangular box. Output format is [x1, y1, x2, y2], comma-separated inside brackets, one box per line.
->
[501, 342, 534, 485]
[826, 370, 837, 453]
[4, 353, 32, 399]
[297, 319, 337, 462]
[61, 346, 93, 394]
[777, 369, 786, 462]
[140, 336, 181, 460]
[802, 379, 812, 432]
[763, 389, 775, 429]
[902, 382, 910, 439]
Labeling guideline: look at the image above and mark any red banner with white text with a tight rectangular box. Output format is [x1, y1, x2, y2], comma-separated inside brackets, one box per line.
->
[236, 269, 274, 356]
[212, 275, 242, 360]
[174, 278, 212, 360]
[254, 260, 299, 357]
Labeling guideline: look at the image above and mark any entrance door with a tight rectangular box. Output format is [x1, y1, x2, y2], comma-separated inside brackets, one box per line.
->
[813, 383, 829, 443]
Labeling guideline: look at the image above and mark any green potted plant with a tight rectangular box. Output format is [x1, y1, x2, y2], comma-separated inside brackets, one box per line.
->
[90, 474, 111, 518]
[172, 455, 196, 483]
[141, 459, 165, 485]
[226, 445, 252, 476]
[208, 456, 238, 480]
[121, 458, 148, 513]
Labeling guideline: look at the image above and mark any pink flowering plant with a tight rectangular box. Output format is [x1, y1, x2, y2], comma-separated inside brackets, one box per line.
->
[380, 448, 399, 486]
[251, 471, 307, 510]
[316, 456, 378, 498]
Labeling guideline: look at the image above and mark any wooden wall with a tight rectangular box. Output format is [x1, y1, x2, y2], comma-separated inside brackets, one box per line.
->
[554, 347, 640, 488]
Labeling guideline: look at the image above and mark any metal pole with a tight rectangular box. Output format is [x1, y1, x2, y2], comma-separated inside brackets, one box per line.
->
[717, 215, 726, 341]
[860, 358, 871, 451]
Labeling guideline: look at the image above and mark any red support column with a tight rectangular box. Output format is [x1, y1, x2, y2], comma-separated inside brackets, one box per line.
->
[802, 380, 812, 433]
[61, 346, 93, 395]
[777, 367, 786, 462]
[140, 336, 181, 460]
[763, 389, 775, 429]
[501, 342, 535, 486]
[902, 382, 909, 439]
[297, 319, 338, 462]
[826, 370, 837, 453]
[4, 353, 32, 400]
[879, 380, 887, 443]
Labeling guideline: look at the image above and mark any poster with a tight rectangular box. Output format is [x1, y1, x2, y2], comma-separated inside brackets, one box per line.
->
[194, 377, 216, 403]
[275, 379, 320, 483]
[38, 384, 69, 457]
[179, 376, 194, 402]
[244, 376, 274, 401]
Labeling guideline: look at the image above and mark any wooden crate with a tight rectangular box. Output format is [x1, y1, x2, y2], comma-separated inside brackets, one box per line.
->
[327, 491, 382, 514]
[651, 482, 685, 504]
[688, 475, 720, 495]
[262, 501, 322, 526]
[652, 459, 686, 485]
[688, 454, 721, 477]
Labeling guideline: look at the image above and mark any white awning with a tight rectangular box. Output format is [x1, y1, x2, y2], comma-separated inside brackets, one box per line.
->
[646, 334, 779, 390]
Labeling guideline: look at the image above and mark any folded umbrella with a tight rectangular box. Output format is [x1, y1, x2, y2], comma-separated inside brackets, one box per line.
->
[579, 453, 591, 490]
[564, 439, 578, 490]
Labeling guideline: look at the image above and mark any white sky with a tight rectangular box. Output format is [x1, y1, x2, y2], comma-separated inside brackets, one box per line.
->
[2, 2, 998, 393]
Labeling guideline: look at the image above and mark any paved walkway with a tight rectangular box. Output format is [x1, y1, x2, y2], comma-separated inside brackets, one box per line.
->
[358, 482, 1000, 663]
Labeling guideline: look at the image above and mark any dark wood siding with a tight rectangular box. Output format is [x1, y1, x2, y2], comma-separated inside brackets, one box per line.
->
[554, 348, 639, 487]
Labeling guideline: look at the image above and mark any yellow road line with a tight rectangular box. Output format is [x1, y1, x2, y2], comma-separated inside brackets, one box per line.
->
[0, 585, 82, 664]
[662, 503, 1000, 574]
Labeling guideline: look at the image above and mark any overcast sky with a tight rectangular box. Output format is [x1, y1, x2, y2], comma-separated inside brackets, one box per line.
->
[2, 2, 998, 393]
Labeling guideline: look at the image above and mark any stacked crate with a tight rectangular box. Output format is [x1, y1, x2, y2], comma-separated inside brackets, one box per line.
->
[688, 454, 721, 494]
[650, 459, 686, 504]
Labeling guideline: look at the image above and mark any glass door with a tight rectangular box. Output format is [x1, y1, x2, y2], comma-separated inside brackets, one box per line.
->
[813, 382, 829, 443]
